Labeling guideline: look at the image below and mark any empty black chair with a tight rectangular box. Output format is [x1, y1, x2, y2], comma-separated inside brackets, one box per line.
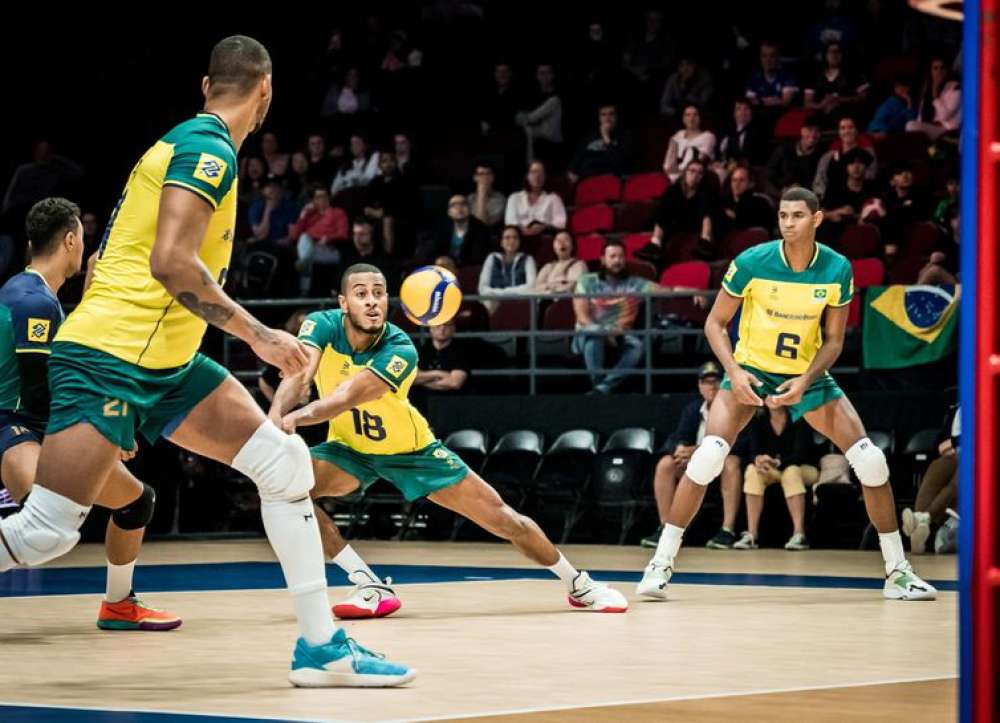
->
[534, 430, 599, 543]
[592, 428, 654, 543]
[443, 429, 489, 473]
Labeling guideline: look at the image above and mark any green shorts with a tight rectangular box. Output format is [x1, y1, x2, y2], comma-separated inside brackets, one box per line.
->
[720, 364, 844, 422]
[47, 341, 229, 449]
[310, 440, 469, 502]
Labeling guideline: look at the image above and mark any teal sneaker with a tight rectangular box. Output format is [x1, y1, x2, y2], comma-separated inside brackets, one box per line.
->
[289, 629, 416, 687]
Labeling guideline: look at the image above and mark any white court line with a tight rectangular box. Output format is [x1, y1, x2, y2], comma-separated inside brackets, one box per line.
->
[389, 673, 959, 723]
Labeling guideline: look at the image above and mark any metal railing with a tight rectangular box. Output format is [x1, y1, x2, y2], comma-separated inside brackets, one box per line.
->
[224, 291, 860, 395]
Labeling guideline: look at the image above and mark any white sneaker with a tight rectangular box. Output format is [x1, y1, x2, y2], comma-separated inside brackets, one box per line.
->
[635, 561, 672, 600]
[908, 510, 932, 555]
[784, 533, 810, 551]
[567, 572, 628, 612]
[332, 572, 402, 620]
[934, 509, 959, 553]
[733, 531, 758, 550]
[883, 561, 937, 601]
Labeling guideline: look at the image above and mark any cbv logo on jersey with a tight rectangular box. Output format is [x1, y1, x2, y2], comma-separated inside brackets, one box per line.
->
[812, 288, 828, 302]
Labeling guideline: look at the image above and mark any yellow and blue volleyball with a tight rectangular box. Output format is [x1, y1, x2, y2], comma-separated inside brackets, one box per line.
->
[400, 265, 463, 326]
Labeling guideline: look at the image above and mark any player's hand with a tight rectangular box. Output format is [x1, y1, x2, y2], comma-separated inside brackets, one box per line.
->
[120, 443, 138, 462]
[767, 376, 809, 408]
[251, 328, 309, 378]
[279, 411, 300, 435]
[730, 367, 764, 407]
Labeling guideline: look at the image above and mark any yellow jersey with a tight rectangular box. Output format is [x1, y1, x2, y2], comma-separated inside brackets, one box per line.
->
[57, 113, 238, 368]
[722, 240, 854, 375]
[298, 310, 436, 454]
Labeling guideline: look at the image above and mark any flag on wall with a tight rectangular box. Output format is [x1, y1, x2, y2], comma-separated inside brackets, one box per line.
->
[862, 285, 960, 369]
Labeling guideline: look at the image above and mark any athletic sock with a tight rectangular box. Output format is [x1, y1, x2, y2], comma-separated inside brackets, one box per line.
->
[653, 524, 685, 568]
[105, 559, 136, 602]
[547, 553, 580, 591]
[261, 497, 337, 646]
[878, 530, 907, 576]
[333, 545, 379, 584]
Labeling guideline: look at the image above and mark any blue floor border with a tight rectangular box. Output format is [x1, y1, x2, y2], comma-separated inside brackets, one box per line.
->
[0, 706, 297, 723]
[0, 560, 957, 598]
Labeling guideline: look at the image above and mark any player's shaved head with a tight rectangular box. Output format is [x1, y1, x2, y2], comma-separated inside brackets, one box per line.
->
[341, 264, 386, 295]
[780, 187, 819, 214]
[26, 197, 81, 257]
[207, 35, 272, 98]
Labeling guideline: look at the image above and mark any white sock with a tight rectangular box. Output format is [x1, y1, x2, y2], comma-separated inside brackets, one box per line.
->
[547, 552, 580, 590]
[332, 545, 379, 584]
[653, 524, 685, 567]
[261, 497, 337, 646]
[105, 559, 136, 602]
[878, 530, 906, 576]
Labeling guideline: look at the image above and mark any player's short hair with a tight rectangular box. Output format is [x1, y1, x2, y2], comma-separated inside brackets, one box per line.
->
[207, 35, 272, 98]
[340, 263, 385, 294]
[26, 197, 80, 257]
[780, 187, 820, 213]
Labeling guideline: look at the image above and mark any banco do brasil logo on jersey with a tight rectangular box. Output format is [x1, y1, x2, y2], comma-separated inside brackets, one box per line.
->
[193, 153, 227, 188]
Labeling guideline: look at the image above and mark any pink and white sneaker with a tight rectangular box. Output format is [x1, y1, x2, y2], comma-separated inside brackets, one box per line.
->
[332, 572, 402, 620]
[567, 572, 628, 613]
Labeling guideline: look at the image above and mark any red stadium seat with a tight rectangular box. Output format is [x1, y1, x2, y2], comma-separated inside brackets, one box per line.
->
[569, 204, 614, 234]
[542, 298, 577, 330]
[627, 259, 658, 281]
[623, 232, 653, 260]
[847, 258, 885, 329]
[887, 255, 927, 285]
[454, 300, 491, 332]
[773, 108, 812, 140]
[615, 201, 655, 232]
[659, 261, 711, 289]
[837, 224, 882, 259]
[576, 233, 606, 261]
[456, 264, 483, 293]
[902, 221, 941, 258]
[574, 174, 622, 206]
[720, 227, 770, 259]
[622, 172, 669, 203]
[490, 300, 533, 331]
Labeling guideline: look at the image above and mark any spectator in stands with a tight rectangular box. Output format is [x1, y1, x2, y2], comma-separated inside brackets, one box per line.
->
[238, 156, 267, 205]
[516, 64, 563, 167]
[819, 148, 877, 244]
[572, 239, 656, 394]
[259, 132, 288, 176]
[663, 105, 716, 182]
[467, 162, 506, 229]
[802, 42, 869, 120]
[434, 255, 459, 276]
[268, 154, 290, 185]
[659, 56, 714, 120]
[1, 140, 84, 221]
[745, 41, 798, 108]
[638, 158, 716, 265]
[292, 187, 349, 295]
[868, 74, 917, 136]
[901, 405, 959, 554]
[574, 20, 620, 103]
[414, 321, 472, 394]
[918, 204, 960, 285]
[306, 134, 337, 189]
[339, 217, 398, 291]
[249, 178, 299, 249]
[868, 161, 931, 257]
[622, 9, 674, 85]
[505, 160, 567, 236]
[481, 62, 520, 138]
[906, 56, 961, 140]
[641, 362, 746, 550]
[813, 114, 877, 198]
[733, 405, 819, 551]
[321, 65, 372, 117]
[715, 99, 770, 171]
[423, 195, 492, 267]
[81, 211, 100, 250]
[717, 164, 774, 239]
[568, 103, 629, 183]
[287, 152, 311, 204]
[364, 150, 414, 256]
[533, 231, 588, 294]
[394, 131, 421, 183]
[766, 115, 823, 196]
[330, 134, 380, 196]
[478, 226, 537, 312]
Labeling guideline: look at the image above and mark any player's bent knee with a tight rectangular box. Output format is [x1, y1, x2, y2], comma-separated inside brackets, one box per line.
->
[845, 437, 889, 488]
[0, 486, 87, 566]
[685, 436, 731, 486]
[232, 421, 315, 503]
[111, 482, 156, 530]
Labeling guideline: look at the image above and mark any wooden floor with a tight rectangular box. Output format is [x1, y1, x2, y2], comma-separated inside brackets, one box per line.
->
[0, 540, 957, 722]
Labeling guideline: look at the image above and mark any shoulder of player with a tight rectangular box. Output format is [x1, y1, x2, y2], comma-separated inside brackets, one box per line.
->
[0, 274, 58, 312]
[164, 116, 237, 162]
[734, 239, 781, 269]
[815, 243, 851, 274]
[380, 322, 417, 353]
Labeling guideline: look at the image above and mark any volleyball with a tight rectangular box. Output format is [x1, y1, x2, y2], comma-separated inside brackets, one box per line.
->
[400, 265, 463, 326]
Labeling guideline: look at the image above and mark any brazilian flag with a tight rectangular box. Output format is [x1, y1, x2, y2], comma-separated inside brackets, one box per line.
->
[862, 285, 960, 369]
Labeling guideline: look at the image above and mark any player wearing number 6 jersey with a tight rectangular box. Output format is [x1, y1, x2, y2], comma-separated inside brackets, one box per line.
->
[270, 263, 629, 616]
[638, 187, 936, 602]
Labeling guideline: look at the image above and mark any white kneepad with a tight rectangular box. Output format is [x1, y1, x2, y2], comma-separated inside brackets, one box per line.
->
[232, 421, 315, 503]
[686, 435, 731, 486]
[1, 486, 86, 567]
[845, 437, 889, 487]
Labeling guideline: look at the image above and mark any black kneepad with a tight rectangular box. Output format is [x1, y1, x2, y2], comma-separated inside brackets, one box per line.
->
[112, 483, 156, 530]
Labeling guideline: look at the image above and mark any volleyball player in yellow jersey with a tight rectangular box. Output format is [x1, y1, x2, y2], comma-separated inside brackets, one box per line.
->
[637, 188, 936, 601]
[0, 36, 414, 687]
[269, 263, 629, 616]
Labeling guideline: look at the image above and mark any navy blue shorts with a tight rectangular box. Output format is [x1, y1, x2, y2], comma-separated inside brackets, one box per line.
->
[0, 411, 45, 458]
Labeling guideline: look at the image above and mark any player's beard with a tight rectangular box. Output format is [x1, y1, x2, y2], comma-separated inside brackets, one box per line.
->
[346, 307, 384, 337]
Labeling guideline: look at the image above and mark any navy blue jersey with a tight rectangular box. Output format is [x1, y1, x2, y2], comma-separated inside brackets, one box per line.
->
[0, 269, 63, 412]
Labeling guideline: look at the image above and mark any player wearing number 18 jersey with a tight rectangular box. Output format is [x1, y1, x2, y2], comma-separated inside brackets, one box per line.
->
[638, 187, 936, 602]
[270, 263, 629, 617]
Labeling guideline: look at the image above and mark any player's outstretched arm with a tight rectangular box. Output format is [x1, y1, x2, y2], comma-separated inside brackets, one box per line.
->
[705, 290, 763, 406]
[280, 370, 389, 434]
[150, 187, 307, 376]
[269, 345, 322, 425]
